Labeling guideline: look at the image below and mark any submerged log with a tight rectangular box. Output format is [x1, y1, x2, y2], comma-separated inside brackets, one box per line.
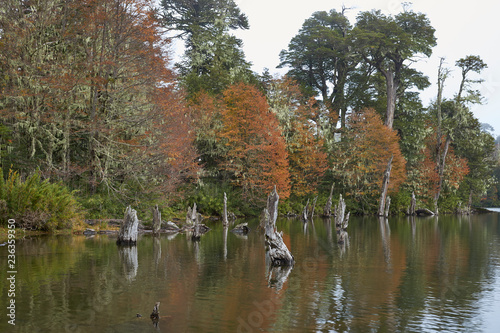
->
[117, 206, 139, 245]
[264, 186, 294, 266]
[152, 205, 161, 235]
[416, 208, 435, 216]
[231, 222, 249, 235]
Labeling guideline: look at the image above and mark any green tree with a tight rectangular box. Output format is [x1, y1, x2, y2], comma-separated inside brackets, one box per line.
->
[278, 8, 360, 128]
[0, 0, 197, 208]
[354, 8, 436, 128]
[160, 0, 254, 96]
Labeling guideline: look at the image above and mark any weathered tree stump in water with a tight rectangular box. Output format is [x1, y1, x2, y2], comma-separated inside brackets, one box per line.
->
[152, 205, 161, 235]
[222, 192, 229, 226]
[186, 203, 200, 225]
[150, 301, 160, 325]
[310, 196, 318, 220]
[301, 199, 310, 222]
[384, 196, 391, 218]
[116, 206, 139, 245]
[334, 195, 350, 245]
[408, 192, 416, 216]
[322, 183, 335, 217]
[264, 187, 294, 266]
[334, 195, 349, 230]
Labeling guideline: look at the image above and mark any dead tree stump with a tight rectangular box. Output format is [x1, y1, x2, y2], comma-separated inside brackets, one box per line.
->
[116, 206, 139, 245]
[222, 192, 229, 226]
[323, 183, 335, 217]
[378, 155, 393, 216]
[334, 195, 350, 244]
[310, 196, 318, 220]
[186, 203, 199, 225]
[264, 186, 294, 266]
[152, 205, 161, 235]
[301, 199, 310, 222]
[384, 196, 391, 218]
[409, 192, 416, 216]
[150, 301, 160, 324]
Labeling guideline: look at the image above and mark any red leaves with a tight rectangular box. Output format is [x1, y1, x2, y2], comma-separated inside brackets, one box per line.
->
[333, 108, 406, 199]
[219, 83, 291, 200]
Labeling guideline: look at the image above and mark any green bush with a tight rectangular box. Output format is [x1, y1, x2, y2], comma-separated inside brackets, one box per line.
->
[0, 168, 83, 231]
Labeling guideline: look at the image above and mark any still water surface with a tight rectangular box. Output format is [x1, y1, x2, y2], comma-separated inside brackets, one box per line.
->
[2, 213, 500, 332]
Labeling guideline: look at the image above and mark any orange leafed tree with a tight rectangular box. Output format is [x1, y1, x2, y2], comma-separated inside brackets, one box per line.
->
[219, 83, 291, 200]
[333, 108, 406, 202]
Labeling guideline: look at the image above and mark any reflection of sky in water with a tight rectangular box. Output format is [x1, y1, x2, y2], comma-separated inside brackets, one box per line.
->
[479, 260, 500, 332]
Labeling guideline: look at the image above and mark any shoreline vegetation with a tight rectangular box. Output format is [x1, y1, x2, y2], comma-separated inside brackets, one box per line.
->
[1, 0, 500, 238]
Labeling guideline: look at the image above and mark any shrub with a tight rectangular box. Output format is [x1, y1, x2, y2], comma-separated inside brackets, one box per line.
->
[0, 169, 83, 231]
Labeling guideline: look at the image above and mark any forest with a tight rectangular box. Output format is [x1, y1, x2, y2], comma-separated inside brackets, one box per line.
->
[0, 0, 499, 231]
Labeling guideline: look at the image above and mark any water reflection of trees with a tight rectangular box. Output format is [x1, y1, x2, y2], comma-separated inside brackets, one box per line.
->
[3, 214, 500, 332]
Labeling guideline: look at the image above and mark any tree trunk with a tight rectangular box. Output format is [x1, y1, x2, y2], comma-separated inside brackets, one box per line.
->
[323, 183, 334, 217]
[467, 190, 473, 214]
[150, 301, 160, 325]
[116, 206, 139, 245]
[186, 203, 198, 225]
[384, 196, 391, 218]
[409, 192, 416, 216]
[264, 186, 294, 266]
[378, 155, 393, 216]
[434, 136, 451, 214]
[310, 196, 318, 220]
[335, 195, 349, 244]
[152, 205, 161, 235]
[384, 71, 396, 129]
[222, 192, 229, 226]
[301, 199, 309, 222]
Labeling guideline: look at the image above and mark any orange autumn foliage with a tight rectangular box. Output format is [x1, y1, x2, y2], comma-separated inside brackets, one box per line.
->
[333, 108, 406, 199]
[219, 83, 291, 200]
[411, 134, 469, 204]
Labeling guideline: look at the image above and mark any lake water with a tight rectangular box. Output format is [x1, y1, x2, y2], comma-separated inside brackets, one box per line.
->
[2, 212, 500, 332]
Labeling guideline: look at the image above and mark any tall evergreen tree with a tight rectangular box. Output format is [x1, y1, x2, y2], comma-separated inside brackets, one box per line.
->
[160, 0, 254, 96]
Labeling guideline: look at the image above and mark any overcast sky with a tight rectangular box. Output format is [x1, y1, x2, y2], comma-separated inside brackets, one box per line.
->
[232, 0, 500, 137]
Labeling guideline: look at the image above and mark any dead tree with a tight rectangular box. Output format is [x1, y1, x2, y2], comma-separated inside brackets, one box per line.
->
[310, 196, 318, 220]
[378, 155, 393, 217]
[117, 206, 139, 245]
[264, 186, 294, 266]
[186, 203, 199, 225]
[150, 301, 160, 326]
[408, 192, 416, 216]
[384, 196, 391, 218]
[152, 205, 161, 235]
[334, 195, 350, 244]
[323, 183, 335, 217]
[222, 192, 229, 226]
[301, 199, 310, 222]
